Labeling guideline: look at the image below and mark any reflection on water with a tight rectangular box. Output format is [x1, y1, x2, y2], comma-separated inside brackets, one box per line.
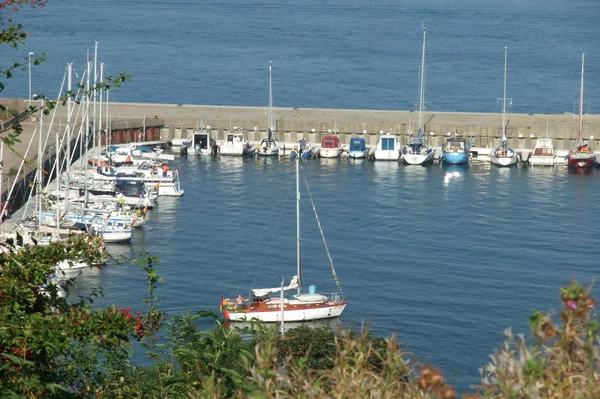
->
[443, 171, 462, 186]
[226, 317, 345, 334]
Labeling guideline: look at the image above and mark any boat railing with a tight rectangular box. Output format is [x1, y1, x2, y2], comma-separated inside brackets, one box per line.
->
[327, 292, 346, 304]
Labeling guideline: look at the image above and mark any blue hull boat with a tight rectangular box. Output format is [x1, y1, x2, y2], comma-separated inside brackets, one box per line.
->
[441, 135, 470, 164]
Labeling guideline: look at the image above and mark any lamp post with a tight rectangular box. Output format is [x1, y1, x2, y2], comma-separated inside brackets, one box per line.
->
[28, 52, 34, 106]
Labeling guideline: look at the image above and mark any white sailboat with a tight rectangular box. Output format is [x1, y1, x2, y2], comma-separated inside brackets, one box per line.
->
[490, 47, 519, 167]
[402, 26, 435, 165]
[567, 52, 596, 168]
[257, 61, 280, 157]
[222, 157, 347, 322]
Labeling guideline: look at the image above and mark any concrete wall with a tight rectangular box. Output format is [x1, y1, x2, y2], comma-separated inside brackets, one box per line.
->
[2, 98, 599, 152]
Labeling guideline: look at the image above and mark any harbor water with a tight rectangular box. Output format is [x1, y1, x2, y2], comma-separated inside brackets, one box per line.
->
[2, 0, 600, 393]
[0, 0, 598, 114]
[72, 156, 600, 391]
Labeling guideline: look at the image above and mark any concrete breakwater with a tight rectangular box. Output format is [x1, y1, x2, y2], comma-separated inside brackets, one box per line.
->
[2, 98, 600, 155]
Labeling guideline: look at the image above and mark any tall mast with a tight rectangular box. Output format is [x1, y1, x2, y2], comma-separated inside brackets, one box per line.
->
[99, 62, 104, 158]
[578, 52, 585, 147]
[92, 41, 98, 162]
[55, 131, 60, 234]
[296, 156, 301, 295]
[502, 47, 508, 144]
[37, 97, 44, 240]
[269, 61, 273, 136]
[418, 25, 426, 135]
[84, 59, 91, 208]
[65, 63, 72, 214]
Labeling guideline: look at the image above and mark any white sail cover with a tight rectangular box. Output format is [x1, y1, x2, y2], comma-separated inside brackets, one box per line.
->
[251, 275, 299, 297]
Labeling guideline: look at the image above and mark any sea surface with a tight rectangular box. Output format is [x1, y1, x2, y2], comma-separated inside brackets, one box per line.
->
[72, 155, 600, 392]
[1, 0, 599, 114]
[2, 0, 600, 393]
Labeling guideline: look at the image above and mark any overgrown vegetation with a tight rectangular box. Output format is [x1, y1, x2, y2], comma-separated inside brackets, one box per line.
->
[1, 235, 598, 398]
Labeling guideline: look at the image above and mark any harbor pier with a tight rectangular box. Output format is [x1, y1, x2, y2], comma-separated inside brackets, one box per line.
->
[2, 99, 599, 152]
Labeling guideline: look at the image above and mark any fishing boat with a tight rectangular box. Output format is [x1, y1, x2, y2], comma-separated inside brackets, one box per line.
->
[490, 47, 519, 167]
[347, 137, 367, 159]
[218, 128, 255, 156]
[568, 52, 596, 168]
[257, 62, 280, 157]
[529, 121, 557, 166]
[373, 133, 400, 161]
[441, 134, 470, 164]
[188, 129, 215, 156]
[222, 157, 347, 322]
[402, 26, 435, 166]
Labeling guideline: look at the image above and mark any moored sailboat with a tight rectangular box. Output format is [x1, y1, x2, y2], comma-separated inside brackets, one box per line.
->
[402, 26, 434, 166]
[568, 52, 596, 168]
[490, 47, 518, 167]
[257, 61, 280, 157]
[222, 157, 347, 322]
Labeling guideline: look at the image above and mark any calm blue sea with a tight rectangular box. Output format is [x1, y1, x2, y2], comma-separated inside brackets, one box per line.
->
[1, 0, 599, 114]
[72, 156, 599, 392]
[3, 0, 600, 392]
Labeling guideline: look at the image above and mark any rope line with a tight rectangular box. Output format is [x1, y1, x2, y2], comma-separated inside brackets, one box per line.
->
[300, 164, 343, 294]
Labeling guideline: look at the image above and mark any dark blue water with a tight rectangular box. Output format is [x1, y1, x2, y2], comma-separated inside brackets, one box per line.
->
[72, 156, 600, 391]
[4, 0, 600, 392]
[1, 0, 599, 114]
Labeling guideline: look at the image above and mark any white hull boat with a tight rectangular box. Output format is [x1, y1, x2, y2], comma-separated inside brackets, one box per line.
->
[53, 260, 87, 280]
[257, 63, 280, 158]
[490, 48, 518, 168]
[319, 147, 343, 158]
[187, 130, 214, 155]
[225, 297, 347, 322]
[403, 151, 434, 165]
[490, 150, 519, 166]
[222, 157, 347, 323]
[402, 27, 435, 167]
[373, 134, 400, 161]
[529, 133, 556, 166]
[218, 129, 254, 156]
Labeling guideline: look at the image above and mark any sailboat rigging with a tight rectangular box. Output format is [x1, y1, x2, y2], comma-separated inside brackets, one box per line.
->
[567, 52, 596, 168]
[221, 157, 347, 322]
[490, 47, 518, 167]
[403, 25, 435, 165]
[258, 61, 280, 157]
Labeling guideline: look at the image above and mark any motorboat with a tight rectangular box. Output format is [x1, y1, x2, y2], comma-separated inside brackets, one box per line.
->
[529, 138, 557, 166]
[347, 137, 367, 159]
[319, 136, 343, 158]
[373, 134, 400, 161]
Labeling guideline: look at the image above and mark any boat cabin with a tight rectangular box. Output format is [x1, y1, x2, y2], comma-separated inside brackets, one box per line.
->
[443, 136, 468, 152]
[349, 137, 366, 152]
[226, 129, 246, 144]
[192, 130, 210, 149]
[406, 136, 426, 154]
[321, 136, 340, 149]
[532, 138, 554, 156]
[379, 135, 396, 151]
